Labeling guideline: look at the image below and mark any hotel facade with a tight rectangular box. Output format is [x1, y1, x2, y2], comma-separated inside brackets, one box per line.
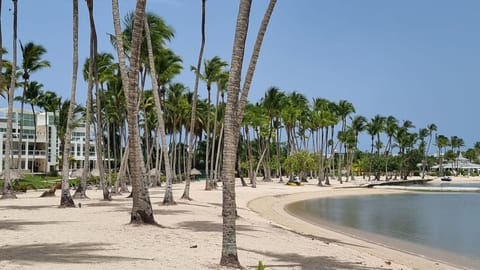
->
[0, 108, 96, 173]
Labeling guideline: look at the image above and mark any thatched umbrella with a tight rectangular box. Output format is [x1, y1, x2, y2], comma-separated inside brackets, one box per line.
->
[190, 168, 201, 181]
[190, 168, 201, 176]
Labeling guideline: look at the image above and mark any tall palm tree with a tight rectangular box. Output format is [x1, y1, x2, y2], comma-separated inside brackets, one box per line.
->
[383, 115, 398, 179]
[221, 0, 277, 267]
[18, 42, 50, 168]
[183, 0, 206, 200]
[349, 115, 366, 180]
[418, 127, 429, 179]
[260, 86, 285, 181]
[2, 0, 18, 199]
[436, 134, 449, 176]
[37, 91, 60, 173]
[15, 81, 43, 172]
[336, 100, 355, 182]
[196, 56, 228, 190]
[115, 0, 156, 223]
[366, 115, 385, 180]
[143, 15, 177, 206]
[60, 0, 78, 207]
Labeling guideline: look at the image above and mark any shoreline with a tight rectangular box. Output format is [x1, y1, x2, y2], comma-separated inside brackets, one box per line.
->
[1, 178, 477, 269]
[247, 184, 467, 270]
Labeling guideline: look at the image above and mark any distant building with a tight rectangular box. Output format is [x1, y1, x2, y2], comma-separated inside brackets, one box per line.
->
[431, 153, 480, 176]
[0, 108, 97, 173]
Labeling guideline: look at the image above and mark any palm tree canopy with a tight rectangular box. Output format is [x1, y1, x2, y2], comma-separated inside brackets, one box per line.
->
[20, 41, 50, 80]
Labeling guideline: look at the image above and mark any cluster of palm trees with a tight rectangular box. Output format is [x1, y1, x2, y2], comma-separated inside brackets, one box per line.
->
[3, 0, 480, 268]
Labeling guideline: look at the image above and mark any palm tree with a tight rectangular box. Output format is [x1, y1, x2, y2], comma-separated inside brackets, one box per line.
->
[117, 0, 156, 222]
[418, 128, 428, 179]
[143, 14, 177, 206]
[183, 0, 205, 200]
[436, 134, 449, 176]
[195, 56, 228, 190]
[221, 0, 277, 267]
[2, 0, 18, 199]
[260, 86, 285, 181]
[450, 135, 464, 175]
[60, 0, 78, 207]
[366, 115, 385, 180]
[336, 100, 355, 182]
[18, 42, 50, 168]
[383, 116, 398, 179]
[15, 81, 43, 173]
[37, 91, 60, 174]
[350, 115, 367, 180]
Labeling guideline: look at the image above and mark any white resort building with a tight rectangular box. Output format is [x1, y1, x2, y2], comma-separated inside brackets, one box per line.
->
[431, 153, 480, 176]
[0, 108, 97, 173]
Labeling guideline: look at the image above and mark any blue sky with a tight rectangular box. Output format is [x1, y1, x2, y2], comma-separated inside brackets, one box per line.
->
[1, 0, 479, 152]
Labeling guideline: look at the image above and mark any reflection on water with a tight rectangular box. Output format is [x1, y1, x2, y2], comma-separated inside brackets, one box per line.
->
[288, 193, 480, 264]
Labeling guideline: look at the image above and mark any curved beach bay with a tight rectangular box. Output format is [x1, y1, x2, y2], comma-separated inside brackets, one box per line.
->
[248, 181, 468, 270]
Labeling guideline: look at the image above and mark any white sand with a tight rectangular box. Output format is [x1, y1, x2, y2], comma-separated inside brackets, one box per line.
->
[0, 177, 472, 270]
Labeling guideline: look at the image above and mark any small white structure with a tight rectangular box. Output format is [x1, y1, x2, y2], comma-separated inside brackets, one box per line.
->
[431, 153, 480, 176]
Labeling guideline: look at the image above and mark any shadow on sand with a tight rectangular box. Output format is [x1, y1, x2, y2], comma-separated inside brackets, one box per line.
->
[239, 247, 390, 270]
[0, 242, 152, 265]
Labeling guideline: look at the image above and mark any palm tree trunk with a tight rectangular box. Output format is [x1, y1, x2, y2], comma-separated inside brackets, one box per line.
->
[60, 0, 78, 207]
[210, 89, 220, 183]
[18, 82, 26, 169]
[214, 123, 224, 184]
[74, 0, 96, 200]
[2, 0, 17, 199]
[31, 105, 37, 173]
[44, 111, 49, 173]
[143, 12, 176, 205]
[113, 0, 155, 223]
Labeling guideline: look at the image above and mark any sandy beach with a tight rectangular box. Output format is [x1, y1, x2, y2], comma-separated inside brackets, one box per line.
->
[0, 177, 473, 270]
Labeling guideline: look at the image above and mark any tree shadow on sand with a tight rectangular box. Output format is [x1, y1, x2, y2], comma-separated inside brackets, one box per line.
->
[0, 205, 57, 211]
[239, 247, 391, 270]
[0, 220, 68, 231]
[176, 220, 260, 233]
[0, 242, 152, 265]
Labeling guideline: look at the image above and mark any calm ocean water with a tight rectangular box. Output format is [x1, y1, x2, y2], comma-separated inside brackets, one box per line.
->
[286, 192, 480, 269]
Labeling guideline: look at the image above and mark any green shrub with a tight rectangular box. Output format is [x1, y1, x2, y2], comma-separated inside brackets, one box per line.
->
[257, 261, 265, 270]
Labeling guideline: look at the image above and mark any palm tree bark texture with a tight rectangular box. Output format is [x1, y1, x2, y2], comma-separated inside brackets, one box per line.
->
[60, 0, 78, 207]
[118, 0, 156, 224]
[2, 0, 17, 199]
[220, 0, 277, 267]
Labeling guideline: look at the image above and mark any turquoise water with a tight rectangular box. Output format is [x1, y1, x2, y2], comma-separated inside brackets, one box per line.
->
[287, 192, 480, 268]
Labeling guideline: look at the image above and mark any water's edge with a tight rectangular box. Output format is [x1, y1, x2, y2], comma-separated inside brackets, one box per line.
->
[285, 194, 479, 270]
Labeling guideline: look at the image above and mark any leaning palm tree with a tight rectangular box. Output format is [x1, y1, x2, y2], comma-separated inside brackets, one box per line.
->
[18, 41, 50, 169]
[144, 13, 176, 205]
[60, 0, 78, 207]
[183, 0, 206, 200]
[112, 0, 155, 223]
[2, 0, 18, 199]
[220, 0, 277, 267]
